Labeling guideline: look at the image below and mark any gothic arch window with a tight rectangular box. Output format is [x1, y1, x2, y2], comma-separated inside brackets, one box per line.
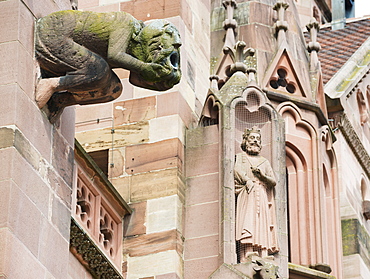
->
[279, 102, 327, 267]
[286, 144, 309, 264]
[201, 96, 220, 126]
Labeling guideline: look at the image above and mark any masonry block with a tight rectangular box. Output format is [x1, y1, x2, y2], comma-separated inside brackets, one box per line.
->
[125, 138, 184, 174]
[130, 168, 185, 202]
[114, 96, 156, 126]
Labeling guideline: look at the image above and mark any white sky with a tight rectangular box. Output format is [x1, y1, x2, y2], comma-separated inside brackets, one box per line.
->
[355, 0, 370, 17]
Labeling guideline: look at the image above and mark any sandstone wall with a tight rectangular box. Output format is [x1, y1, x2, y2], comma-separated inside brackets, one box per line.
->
[0, 0, 75, 278]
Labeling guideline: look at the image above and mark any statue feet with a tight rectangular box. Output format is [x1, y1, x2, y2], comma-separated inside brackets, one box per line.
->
[35, 77, 60, 109]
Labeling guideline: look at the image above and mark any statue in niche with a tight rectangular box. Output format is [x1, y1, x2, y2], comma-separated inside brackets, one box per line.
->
[234, 127, 278, 262]
[35, 10, 181, 122]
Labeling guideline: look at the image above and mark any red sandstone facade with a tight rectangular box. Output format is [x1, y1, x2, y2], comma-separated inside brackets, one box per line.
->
[1, 0, 370, 279]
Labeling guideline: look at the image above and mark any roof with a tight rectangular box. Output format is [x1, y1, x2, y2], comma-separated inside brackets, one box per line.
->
[310, 17, 370, 84]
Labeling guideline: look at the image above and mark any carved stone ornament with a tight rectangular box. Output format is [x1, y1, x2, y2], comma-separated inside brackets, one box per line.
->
[339, 113, 370, 178]
[70, 218, 123, 279]
[35, 10, 181, 122]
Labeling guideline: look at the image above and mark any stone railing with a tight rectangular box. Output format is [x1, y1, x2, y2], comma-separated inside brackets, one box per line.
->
[70, 140, 131, 276]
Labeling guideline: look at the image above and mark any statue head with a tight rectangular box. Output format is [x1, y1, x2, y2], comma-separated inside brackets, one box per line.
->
[129, 19, 181, 91]
[241, 127, 262, 155]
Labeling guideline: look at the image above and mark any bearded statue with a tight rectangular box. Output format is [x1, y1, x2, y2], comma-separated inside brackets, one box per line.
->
[234, 127, 279, 262]
[35, 10, 181, 122]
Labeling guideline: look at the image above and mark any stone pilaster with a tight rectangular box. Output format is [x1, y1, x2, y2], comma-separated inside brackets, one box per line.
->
[0, 0, 74, 278]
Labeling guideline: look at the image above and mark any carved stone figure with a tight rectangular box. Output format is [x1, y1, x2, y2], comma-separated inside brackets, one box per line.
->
[234, 127, 278, 262]
[35, 10, 181, 122]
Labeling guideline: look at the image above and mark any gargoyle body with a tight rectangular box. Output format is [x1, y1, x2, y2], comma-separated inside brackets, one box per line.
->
[35, 10, 181, 122]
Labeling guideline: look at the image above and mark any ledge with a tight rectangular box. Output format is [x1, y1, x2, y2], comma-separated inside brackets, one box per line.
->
[288, 263, 335, 279]
[70, 218, 123, 279]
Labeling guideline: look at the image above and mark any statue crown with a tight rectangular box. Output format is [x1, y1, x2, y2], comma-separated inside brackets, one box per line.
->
[243, 126, 261, 138]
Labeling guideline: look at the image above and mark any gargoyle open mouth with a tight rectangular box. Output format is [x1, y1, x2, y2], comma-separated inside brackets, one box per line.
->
[169, 51, 179, 69]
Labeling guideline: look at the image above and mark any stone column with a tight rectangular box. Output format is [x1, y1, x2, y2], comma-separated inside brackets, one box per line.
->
[0, 0, 75, 278]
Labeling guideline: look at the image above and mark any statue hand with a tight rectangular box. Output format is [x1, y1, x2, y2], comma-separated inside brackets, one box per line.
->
[251, 167, 265, 180]
[141, 63, 169, 81]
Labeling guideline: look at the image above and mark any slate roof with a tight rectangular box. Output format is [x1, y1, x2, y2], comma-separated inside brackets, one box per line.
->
[310, 17, 370, 84]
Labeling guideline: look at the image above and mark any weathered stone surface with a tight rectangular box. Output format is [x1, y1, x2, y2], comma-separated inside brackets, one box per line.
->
[130, 168, 185, 202]
[123, 229, 183, 257]
[184, 201, 219, 239]
[146, 195, 183, 234]
[111, 175, 131, 202]
[127, 250, 182, 279]
[76, 121, 149, 152]
[109, 147, 126, 177]
[119, 0, 181, 22]
[39, 217, 70, 278]
[123, 201, 147, 237]
[0, 127, 15, 149]
[186, 173, 219, 206]
[125, 138, 184, 174]
[149, 115, 186, 143]
[184, 256, 219, 279]
[52, 129, 74, 186]
[114, 96, 156, 126]
[0, 228, 46, 279]
[47, 166, 72, 208]
[51, 196, 71, 240]
[157, 273, 181, 279]
[157, 91, 195, 127]
[185, 142, 219, 177]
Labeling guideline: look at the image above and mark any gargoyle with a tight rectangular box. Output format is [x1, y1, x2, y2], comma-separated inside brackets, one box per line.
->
[35, 10, 181, 122]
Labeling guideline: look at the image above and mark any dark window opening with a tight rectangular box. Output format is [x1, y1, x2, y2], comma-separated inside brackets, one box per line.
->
[88, 149, 109, 177]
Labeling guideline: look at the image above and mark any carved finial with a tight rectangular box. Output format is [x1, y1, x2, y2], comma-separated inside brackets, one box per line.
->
[306, 18, 321, 53]
[223, 41, 255, 76]
[306, 18, 321, 71]
[222, 0, 238, 48]
[273, 1, 289, 45]
[209, 75, 220, 90]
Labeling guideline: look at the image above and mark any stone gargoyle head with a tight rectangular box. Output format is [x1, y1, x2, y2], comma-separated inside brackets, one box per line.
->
[128, 19, 181, 91]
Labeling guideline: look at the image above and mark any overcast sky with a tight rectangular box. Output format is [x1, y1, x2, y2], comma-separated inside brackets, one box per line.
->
[355, 0, 370, 17]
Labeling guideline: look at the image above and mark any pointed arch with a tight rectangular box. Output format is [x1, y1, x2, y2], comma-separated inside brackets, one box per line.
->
[279, 102, 326, 267]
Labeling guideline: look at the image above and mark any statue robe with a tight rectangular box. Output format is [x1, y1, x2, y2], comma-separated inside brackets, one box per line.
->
[234, 152, 279, 254]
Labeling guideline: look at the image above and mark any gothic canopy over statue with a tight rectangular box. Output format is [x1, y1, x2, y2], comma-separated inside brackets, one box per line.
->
[35, 10, 181, 122]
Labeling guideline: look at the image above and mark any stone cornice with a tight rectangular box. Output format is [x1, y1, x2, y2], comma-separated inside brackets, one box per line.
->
[70, 218, 123, 279]
[339, 113, 370, 179]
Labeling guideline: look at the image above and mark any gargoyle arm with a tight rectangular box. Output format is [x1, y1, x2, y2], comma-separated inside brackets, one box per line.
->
[106, 26, 146, 72]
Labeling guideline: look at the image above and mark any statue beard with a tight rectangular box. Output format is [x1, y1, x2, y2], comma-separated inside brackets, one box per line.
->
[246, 143, 261, 155]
